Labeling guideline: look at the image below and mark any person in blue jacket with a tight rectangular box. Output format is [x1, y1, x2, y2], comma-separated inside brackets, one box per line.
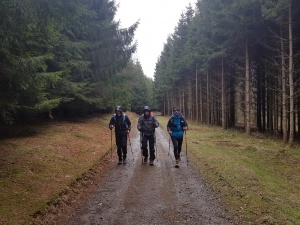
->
[167, 106, 188, 168]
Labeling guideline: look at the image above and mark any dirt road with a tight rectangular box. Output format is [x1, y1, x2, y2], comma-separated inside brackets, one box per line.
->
[66, 127, 234, 225]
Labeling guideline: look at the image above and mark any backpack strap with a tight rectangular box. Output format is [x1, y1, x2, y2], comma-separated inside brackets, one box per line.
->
[114, 113, 127, 125]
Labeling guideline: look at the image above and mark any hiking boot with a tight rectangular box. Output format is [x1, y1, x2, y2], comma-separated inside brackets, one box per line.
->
[150, 160, 154, 166]
[175, 160, 179, 168]
[118, 159, 122, 165]
[123, 158, 127, 164]
[144, 157, 148, 163]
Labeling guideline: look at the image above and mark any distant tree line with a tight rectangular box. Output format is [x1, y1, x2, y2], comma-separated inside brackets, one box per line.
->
[154, 0, 300, 145]
[0, 0, 153, 124]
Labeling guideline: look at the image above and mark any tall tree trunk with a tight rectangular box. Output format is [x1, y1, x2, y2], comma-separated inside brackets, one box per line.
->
[262, 70, 266, 132]
[167, 92, 171, 116]
[245, 36, 251, 135]
[206, 70, 210, 125]
[187, 78, 193, 120]
[200, 73, 203, 123]
[257, 64, 262, 132]
[281, 25, 288, 143]
[196, 67, 199, 124]
[163, 97, 166, 116]
[221, 57, 227, 129]
[267, 88, 274, 135]
[288, 0, 294, 145]
[182, 87, 185, 116]
[229, 82, 235, 127]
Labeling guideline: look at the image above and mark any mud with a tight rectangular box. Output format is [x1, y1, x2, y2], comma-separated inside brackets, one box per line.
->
[63, 127, 235, 225]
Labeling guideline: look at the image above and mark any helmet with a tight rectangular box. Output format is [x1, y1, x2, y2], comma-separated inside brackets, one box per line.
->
[173, 106, 180, 112]
[143, 106, 151, 113]
[115, 105, 123, 113]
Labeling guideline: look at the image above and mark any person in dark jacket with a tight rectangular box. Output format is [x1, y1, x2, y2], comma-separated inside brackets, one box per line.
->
[167, 106, 188, 168]
[109, 106, 131, 165]
[137, 106, 159, 166]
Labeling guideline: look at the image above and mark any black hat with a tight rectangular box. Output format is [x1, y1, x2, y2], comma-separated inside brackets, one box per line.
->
[115, 105, 123, 113]
[173, 106, 180, 112]
[143, 106, 151, 113]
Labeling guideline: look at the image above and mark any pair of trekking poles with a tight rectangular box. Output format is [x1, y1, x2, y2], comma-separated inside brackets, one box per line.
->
[168, 131, 188, 166]
[109, 129, 157, 164]
[110, 129, 134, 161]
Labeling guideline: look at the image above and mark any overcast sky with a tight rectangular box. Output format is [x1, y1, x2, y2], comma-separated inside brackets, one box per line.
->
[114, 0, 197, 79]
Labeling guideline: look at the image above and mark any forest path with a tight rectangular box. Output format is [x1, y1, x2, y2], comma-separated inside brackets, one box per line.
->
[64, 127, 234, 225]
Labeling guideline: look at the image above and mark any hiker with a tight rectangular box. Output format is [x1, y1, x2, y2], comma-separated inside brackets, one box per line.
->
[109, 106, 131, 165]
[167, 106, 188, 168]
[137, 106, 159, 166]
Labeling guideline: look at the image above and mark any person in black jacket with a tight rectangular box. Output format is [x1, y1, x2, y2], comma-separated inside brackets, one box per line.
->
[137, 106, 159, 166]
[109, 106, 131, 165]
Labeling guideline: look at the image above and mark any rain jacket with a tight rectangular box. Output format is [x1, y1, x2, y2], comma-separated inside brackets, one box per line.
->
[167, 113, 188, 138]
[109, 113, 131, 134]
[137, 114, 159, 136]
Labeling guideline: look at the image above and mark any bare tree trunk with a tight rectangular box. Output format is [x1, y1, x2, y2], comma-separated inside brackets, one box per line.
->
[171, 91, 176, 111]
[274, 73, 279, 137]
[196, 67, 199, 124]
[167, 92, 171, 116]
[187, 78, 193, 120]
[245, 36, 251, 135]
[182, 87, 185, 116]
[163, 97, 166, 116]
[200, 73, 203, 123]
[288, 0, 294, 145]
[221, 57, 227, 129]
[267, 88, 274, 135]
[280, 25, 288, 143]
[179, 87, 183, 111]
[206, 70, 210, 125]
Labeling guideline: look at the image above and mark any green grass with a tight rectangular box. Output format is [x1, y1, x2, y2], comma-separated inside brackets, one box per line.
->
[158, 115, 300, 225]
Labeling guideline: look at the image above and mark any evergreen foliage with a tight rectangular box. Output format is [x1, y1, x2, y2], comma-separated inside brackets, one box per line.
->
[0, 0, 139, 123]
[154, 0, 300, 143]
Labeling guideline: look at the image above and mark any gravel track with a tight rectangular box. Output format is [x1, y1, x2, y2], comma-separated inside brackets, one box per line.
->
[66, 127, 234, 225]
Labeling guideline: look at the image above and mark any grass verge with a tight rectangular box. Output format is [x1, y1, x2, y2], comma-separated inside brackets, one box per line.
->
[158, 115, 300, 225]
[0, 112, 138, 225]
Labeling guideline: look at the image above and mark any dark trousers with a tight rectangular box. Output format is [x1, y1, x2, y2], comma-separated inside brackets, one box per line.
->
[171, 136, 183, 160]
[141, 134, 155, 160]
[115, 132, 127, 160]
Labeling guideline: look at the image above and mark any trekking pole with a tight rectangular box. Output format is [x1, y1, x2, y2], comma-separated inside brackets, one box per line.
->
[110, 129, 113, 160]
[141, 132, 143, 164]
[185, 131, 188, 166]
[127, 133, 134, 161]
[154, 132, 158, 161]
[168, 136, 171, 156]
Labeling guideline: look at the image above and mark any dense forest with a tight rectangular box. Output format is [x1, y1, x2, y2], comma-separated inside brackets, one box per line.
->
[154, 0, 300, 144]
[1, 0, 300, 145]
[0, 0, 153, 124]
